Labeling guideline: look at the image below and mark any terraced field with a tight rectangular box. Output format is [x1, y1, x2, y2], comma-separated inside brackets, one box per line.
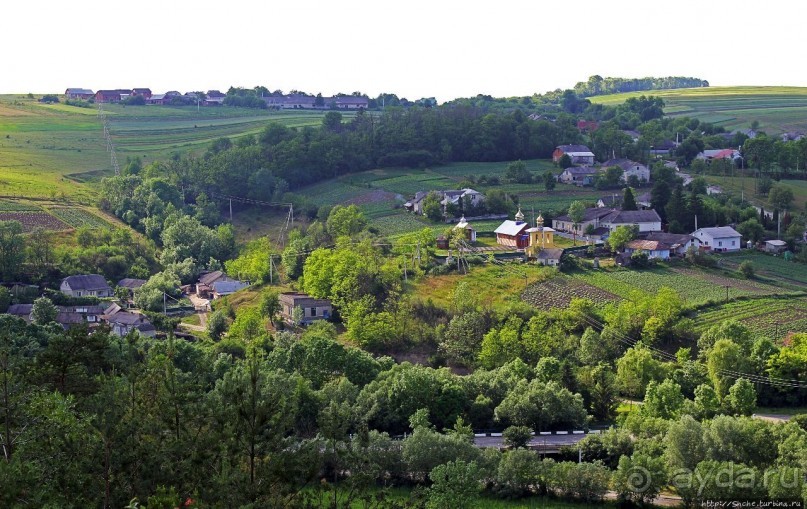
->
[717, 251, 807, 287]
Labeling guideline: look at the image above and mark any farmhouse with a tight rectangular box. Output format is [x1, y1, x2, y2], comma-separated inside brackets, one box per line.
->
[195, 271, 245, 299]
[104, 311, 156, 337]
[552, 208, 661, 236]
[624, 239, 671, 260]
[692, 226, 742, 252]
[552, 145, 595, 165]
[60, 274, 113, 298]
[553, 208, 615, 236]
[494, 209, 531, 248]
[559, 166, 599, 186]
[640, 232, 694, 256]
[95, 90, 122, 103]
[5, 303, 107, 328]
[600, 209, 662, 233]
[697, 149, 741, 163]
[65, 88, 94, 100]
[650, 139, 677, 156]
[279, 293, 332, 325]
[601, 158, 650, 183]
[408, 189, 484, 215]
[131, 88, 152, 99]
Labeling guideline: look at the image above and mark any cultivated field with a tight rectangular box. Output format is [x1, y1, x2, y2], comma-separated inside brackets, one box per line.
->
[693, 296, 807, 342]
[571, 264, 791, 306]
[589, 86, 807, 134]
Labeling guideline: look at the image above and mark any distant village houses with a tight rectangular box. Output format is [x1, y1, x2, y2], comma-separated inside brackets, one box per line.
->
[552, 145, 595, 165]
[61, 274, 113, 298]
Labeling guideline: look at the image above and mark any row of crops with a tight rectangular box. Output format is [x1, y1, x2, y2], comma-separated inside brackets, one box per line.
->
[0, 202, 111, 231]
[694, 297, 807, 341]
[572, 266, 787, 306]
[521, 276, 619, 310]
[47, 207, 110, 229]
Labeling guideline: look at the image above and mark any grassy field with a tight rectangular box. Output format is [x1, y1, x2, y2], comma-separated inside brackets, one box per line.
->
[589, 86, 807, 134]
[717, 251, 807, 287]
[411, 263, 555, 311]
[0, 95, 337, 202]
[702, 174, 807, 212]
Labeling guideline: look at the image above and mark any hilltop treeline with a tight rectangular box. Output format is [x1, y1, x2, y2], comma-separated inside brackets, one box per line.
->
[572, 75, 709, 97]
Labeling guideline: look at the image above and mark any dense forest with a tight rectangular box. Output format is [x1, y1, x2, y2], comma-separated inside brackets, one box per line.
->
[572, 76, 709, 98]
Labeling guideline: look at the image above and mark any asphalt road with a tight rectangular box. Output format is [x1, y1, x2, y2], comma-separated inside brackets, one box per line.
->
[473, 432, 590, 450]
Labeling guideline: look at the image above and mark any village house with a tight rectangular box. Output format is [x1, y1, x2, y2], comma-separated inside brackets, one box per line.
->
[65, 88, 94, 100]
[279, 292, 333, 325]
[559, 166, 599, 186]
[601, 158, 650, 183]
[650, 139, 678, 156]
[195, 271, 245, 299]
[692, 226, 742, 252]
[408, 189, 484, 215]
[552, 208, 662, 236]
[104, 310, 156, 337]
[552, 145, 595, 165]
[597, 195, 622, 209]
[601, 209, 662, 233]
[696, 149, 741, 164]
[95, 90, 122, 103]
[6, 303, 107, 328]
[494, 209, 531, 248]
[640, 232, 694, 256]
[60, 274, 113, 298]
[131, 88, 152, 100]
[624, 239, 671, 260]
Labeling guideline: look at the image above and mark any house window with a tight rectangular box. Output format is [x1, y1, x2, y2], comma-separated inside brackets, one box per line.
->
[732, 241, 736, 246]
[718, 241, 723, 247]
[310, 307, 317, 317]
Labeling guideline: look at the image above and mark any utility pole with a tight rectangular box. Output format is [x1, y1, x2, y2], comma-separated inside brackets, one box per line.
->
[229, 199, 233, 221]
[725, 285, 730, 304]
[163, 292, 167, 314]
[269, 255, 274, 284]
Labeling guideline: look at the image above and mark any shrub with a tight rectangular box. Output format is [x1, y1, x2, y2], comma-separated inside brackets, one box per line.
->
[739, 260, 754, 278]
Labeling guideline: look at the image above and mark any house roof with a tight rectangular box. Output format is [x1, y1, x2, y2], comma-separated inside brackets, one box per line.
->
[602, 159, 646, 171]
[598, 195, 622, 207]
[7, 304, 32, 315]
[556, 144, 593, 153]
[56, 312, 85, 325]
[335, 96, 369, 105]
[494, 220, 530, 236]
[642, 232, 693, 248]
[198, 271, 230, 286]
[104, 303, 122, 316]
[626, 240, 671, 251]
[693, 226, 741, 239]
[60, 305, 105, 314]
[536, 248, 564, 260]
[212, 280, 248, 295]
[107, 311, 149, 325]
[63, 274, 110, 291]
[66, 88, 93, 94]
[602, 209, 661, 224]
[563, 166, 599, 175]
[279, 292, 332, 307]
[118, 278, 147, 289]
[555, 207, 614, 223]
[132, 88, 151, 94]
[765, 239, 787, 246]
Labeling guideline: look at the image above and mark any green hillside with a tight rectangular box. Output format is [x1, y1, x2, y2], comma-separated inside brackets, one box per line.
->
[589, 86, 807, 134]
[0, 95, 338, 202]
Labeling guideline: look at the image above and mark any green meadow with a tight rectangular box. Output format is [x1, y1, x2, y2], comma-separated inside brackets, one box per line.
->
[589, 86, 807, 134]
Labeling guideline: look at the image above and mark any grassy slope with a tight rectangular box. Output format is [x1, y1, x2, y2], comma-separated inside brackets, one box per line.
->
[589, 86, 807, 134]
[0, 95, 335, 202]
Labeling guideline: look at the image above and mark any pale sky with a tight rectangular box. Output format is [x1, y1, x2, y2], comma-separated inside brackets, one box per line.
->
[4, 0, 805, 102]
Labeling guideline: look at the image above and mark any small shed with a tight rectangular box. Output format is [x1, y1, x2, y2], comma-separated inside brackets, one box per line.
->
[764, 239, 788, 254]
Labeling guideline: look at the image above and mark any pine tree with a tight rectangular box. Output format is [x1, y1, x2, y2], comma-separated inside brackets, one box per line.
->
[622, 187, 638, 211]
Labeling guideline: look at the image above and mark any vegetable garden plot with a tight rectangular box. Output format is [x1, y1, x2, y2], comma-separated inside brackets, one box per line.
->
[47, 207, 111, 229]
[0, 211, 69, 232]
[522, 276, 620, 310]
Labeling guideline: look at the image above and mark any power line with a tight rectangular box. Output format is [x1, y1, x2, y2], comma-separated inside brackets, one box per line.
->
[97, 103, 120, 176]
